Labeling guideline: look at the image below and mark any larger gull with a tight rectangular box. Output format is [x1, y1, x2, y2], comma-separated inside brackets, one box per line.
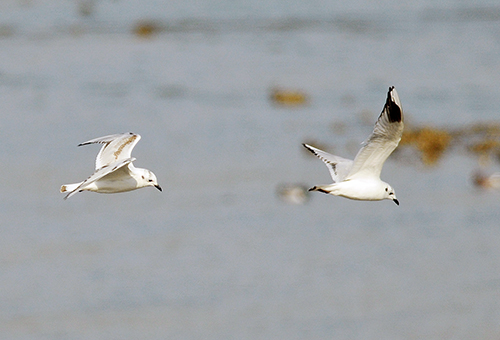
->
[303, 86, 404, 205]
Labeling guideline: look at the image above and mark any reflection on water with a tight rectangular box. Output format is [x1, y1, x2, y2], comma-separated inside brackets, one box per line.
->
[1, 1, 500, 339]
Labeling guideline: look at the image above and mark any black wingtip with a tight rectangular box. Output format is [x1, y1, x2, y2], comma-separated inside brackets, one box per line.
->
[78, 140, 93, 147]
[302, 143, 316, 155]
[393, 198, 399, 206]
[385, 86, 402, 123]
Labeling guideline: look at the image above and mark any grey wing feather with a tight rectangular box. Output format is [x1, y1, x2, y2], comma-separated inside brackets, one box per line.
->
[64, 157, 135, 199]
[303, 144, 354, 182]
[346, 86, 404, 180]
[79, 132, 141, 169]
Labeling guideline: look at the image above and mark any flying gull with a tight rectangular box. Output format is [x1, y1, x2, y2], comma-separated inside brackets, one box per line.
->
[61, 133, 162, 199]
[303, 86, 404, 205]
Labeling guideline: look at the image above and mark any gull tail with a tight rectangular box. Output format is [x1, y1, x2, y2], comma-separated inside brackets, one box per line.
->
[61, 182, 83, 200]
[309, 185, 332, 194]
[60, 182, 82, 193]
[60, 182, 84, 200]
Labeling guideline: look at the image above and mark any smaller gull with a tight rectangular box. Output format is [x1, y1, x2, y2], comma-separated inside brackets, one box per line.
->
[303, 86, 403, 205]
[61, 133, 162, 199]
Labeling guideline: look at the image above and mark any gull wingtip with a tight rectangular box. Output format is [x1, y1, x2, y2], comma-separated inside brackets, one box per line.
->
[385, 86, 403, 123]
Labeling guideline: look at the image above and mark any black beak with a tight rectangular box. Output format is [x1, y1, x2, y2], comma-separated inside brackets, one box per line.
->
[393, 198, 399, 206]
[155, 185, 162, 192]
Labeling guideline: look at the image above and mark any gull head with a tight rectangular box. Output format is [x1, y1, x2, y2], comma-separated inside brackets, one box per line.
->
[384, 184, 398, 205]
[139, 169, 162, 191]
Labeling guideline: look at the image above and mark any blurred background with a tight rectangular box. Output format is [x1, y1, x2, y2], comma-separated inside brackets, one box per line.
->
[1, 0, 500, 339]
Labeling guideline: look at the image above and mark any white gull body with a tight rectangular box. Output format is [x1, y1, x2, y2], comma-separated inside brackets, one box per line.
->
[304, 86, 404, 205]
[61, 133, 162, 199]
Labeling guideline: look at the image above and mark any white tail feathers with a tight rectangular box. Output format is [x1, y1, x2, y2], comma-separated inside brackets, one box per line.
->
[60, 183, 81, 193]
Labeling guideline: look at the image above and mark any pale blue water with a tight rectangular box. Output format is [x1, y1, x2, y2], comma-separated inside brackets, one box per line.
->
[1, 1, 500, 339]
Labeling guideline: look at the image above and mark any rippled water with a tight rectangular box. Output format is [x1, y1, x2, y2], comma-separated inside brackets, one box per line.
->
[1, 1, 500, 339]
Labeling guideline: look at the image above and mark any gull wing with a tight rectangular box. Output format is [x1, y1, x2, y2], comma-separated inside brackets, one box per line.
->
[303, 144, 354, 183]
[346, 86, 404, 180]
[64, 157, 135, 200]
[78, 133, 141, 169]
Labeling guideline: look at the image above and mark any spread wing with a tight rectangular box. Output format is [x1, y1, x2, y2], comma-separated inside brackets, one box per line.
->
[78, 132, 141, 169]
[346, 86, 404, 180]
[64, 157, 135, 200]
[303, 144, 354, 183]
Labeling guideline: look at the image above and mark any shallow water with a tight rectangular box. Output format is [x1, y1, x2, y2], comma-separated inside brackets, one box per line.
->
[1, 1, 500, 339]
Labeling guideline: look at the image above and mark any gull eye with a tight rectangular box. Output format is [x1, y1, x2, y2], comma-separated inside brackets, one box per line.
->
[141, 175, 145, 179]
[385, 187, 388, 192]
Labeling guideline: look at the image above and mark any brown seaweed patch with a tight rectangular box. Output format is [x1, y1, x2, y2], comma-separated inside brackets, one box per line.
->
[270, 87, 308, 107]
[400, 127, 452, 166]
[133, 21, 163, 37]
